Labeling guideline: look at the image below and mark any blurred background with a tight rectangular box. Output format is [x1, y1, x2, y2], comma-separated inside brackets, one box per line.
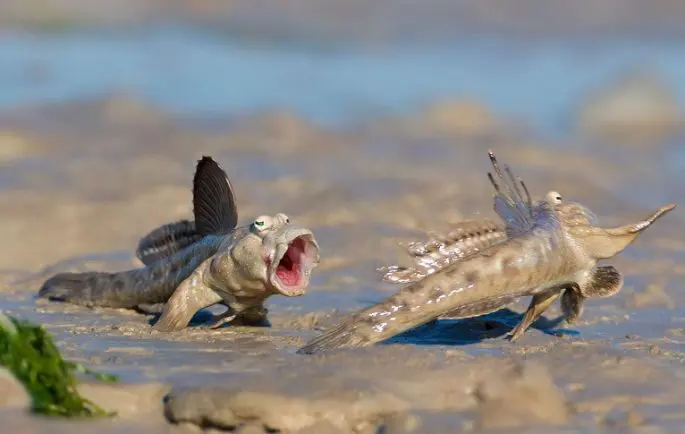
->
[0, 0, 683, 278]
[4, 6, 685, 431]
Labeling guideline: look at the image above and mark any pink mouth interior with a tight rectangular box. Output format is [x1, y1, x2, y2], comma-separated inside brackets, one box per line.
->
[276, 236, 307, 288]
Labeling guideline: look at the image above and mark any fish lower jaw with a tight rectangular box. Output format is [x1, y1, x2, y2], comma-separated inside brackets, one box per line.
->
[269, 274, 308, 297]
[268, 234, 318, 297]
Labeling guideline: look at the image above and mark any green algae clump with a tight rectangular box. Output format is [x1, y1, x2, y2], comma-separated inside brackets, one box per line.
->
[0, 310, 118, 417]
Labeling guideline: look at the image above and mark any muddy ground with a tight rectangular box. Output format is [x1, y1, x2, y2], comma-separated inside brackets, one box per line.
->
[0, 92, 683, 433]
[0, 2, 684, 431]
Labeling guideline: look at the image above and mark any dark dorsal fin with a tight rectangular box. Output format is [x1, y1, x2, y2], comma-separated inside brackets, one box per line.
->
[193, 156, 239, 236]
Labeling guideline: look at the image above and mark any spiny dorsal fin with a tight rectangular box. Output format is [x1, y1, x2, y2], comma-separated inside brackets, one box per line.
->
[380, 219, 507, 284]
[487, 150, 536, 238]
[193, 156, 239, 236]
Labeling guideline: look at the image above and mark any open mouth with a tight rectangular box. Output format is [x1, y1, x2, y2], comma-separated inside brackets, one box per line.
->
[272, 234, 318, 295]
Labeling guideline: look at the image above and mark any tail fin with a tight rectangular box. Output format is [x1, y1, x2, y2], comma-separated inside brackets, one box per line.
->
[39, 272, 98, 306]
[38, 271, 152, 308]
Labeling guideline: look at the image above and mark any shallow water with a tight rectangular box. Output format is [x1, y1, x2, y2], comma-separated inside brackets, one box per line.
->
[3, 28, 685, 137]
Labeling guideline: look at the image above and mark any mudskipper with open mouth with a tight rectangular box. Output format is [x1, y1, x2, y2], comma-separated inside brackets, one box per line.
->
[38, 156, 320, 332]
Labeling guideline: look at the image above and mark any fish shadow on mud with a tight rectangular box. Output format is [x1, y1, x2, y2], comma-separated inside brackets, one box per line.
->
[383, 308, 578, 347]
[144, 309, 272, 329]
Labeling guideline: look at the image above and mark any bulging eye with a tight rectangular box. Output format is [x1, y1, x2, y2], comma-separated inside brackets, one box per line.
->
[252, 215, 272, 232]
[547, 191, 563, 205]
[274, 213, 290, 225]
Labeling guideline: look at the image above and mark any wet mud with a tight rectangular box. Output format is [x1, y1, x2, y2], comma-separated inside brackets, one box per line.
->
[0, 92, 683, 433]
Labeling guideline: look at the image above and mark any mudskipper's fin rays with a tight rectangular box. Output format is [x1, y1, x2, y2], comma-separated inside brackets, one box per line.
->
[560, 288, 584, 324]
[580, 265, 624, 298]
[560, 265, 623, 325]
[135, 155, 240, 265]
[193, 155, 239, 236]
[487, 150, 536, 237]
[380, 219, 508, 284]
[509, 287, 566, 341]
[380, 151, 538, 286]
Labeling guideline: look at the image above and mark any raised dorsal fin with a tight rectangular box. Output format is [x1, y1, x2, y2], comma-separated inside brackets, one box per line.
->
[193, 156, 239, 236]
[487, 150, 536, 238]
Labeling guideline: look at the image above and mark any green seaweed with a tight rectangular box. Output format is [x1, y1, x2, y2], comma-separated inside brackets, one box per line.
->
[0, 310, 118, 418]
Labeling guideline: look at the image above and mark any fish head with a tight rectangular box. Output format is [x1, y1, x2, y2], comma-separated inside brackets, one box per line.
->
[232, 213, 320, 297]
[546, 191, 676, 260]
[546, 192, 598, 228]
[527, 190, 595, 231]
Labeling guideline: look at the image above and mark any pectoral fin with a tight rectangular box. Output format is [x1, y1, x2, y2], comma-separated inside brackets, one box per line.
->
[509, 287, 566, 342]
[153, 259, 222, 332]
[580, 265, 624, 298]
[559, 266, 622, 325]
[560, 288, 584, 324]
[381, 219, 507, 284]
